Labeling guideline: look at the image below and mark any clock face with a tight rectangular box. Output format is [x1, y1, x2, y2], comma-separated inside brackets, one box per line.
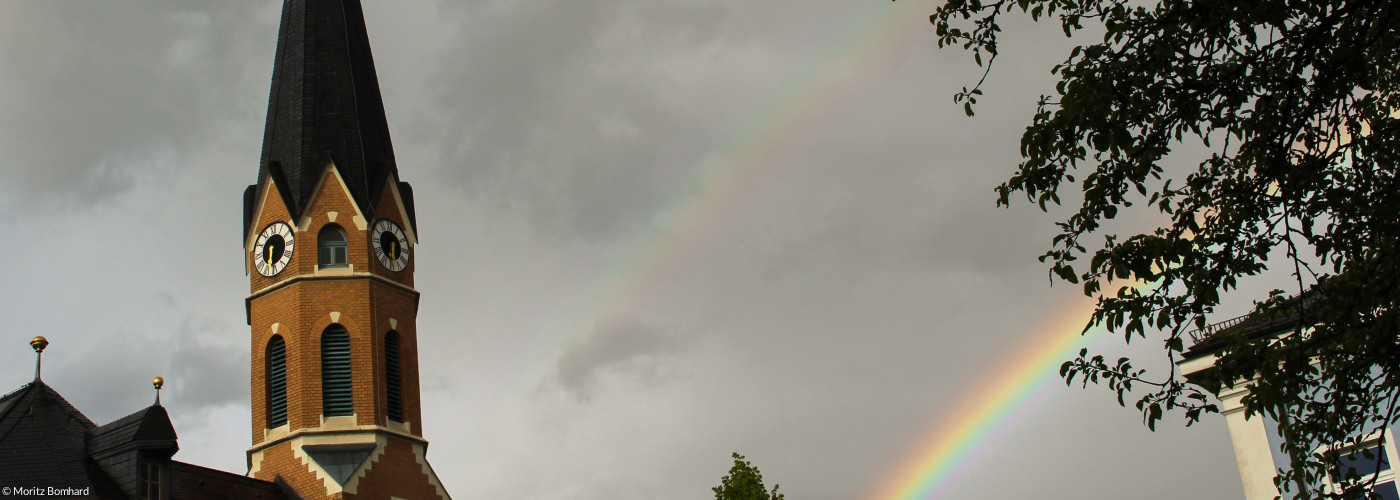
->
[371, 219, 411, 272]
[253, 221, 296, 277]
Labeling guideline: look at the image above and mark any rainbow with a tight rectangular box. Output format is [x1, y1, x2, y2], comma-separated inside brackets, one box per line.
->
[572, 0, 941, 328]
[565, 0, 1132, 498]
[868, 296, 1114, 500]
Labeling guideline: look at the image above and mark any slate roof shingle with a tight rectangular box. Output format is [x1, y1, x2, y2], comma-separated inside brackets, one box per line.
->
[0, 381, 125, 498]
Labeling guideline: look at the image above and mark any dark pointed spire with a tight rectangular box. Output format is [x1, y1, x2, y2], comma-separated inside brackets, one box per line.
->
[252, 0, 399, 233]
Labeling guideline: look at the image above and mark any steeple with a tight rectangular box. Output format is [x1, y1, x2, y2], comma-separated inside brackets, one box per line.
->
[245, 0, 414, 240]
[243, 2, 448, 497]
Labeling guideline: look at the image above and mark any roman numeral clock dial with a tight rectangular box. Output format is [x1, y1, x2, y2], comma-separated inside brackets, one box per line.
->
[252, 221, 295, 277]
[371, 219, 411, 272]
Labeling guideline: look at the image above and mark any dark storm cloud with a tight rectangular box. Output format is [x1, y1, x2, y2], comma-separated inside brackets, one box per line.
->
[0, 2, 268, 208]
[418, 1, 784, 241]
[548, 317, 688, 400]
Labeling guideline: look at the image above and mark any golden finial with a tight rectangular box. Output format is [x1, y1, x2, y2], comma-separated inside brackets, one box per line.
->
[153, 376, 164, 405]
[30, 336, 47, 380]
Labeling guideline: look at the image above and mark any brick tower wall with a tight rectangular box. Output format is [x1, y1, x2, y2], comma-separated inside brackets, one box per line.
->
[247, 166, 444, 499]
[249, 167, 424, 442]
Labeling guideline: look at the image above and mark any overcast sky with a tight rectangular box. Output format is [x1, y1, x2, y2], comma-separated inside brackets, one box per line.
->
[0, 1, 1259, 499]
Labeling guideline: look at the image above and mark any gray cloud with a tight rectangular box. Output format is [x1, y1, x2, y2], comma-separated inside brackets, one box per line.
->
[166, 316, 247, 411]
[27, 313, 244, 427]
[415, 1, 797, 241]
[547, 317, 688, 400]
[39, 335, 158, 426]
[0, 1, 269, 210]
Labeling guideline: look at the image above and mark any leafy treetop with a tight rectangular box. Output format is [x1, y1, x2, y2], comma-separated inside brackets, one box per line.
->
[714, 453, 785, 500]
[926, 0, 1400, 498]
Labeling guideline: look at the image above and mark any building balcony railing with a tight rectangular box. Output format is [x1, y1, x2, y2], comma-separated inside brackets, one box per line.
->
[1187, 313, 1252, 345]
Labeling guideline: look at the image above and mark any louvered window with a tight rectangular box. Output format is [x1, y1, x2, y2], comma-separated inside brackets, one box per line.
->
[267, 335, 288, 427]
[385, 331, 403, 422]
[322, 326, 353, 416]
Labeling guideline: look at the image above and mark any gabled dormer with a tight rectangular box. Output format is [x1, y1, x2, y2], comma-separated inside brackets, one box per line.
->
[88, 404, 179, 500]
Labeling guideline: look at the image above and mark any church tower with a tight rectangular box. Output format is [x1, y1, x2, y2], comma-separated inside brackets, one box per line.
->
[242, 1, 449, 498]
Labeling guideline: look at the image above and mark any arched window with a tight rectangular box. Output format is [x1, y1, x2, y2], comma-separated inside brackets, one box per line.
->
[385, 331, 403, 422]
[318, 225, 348, 268]
[267, 335, 287, 427]
[321, 325, 353, 416]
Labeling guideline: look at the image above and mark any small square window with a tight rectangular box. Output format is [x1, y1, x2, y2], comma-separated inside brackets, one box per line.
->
[139, 460, 163, 500]
[1323, 431, 1398, 499]
[1338, 447, 1391, 478]
[319, 225, 349, 268]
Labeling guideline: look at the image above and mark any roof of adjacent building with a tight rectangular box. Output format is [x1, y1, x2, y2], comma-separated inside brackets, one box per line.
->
[248, 0, 415, 239]
[0, 381, 126, 497]
[0, 378, 292, 500]
[172, 461, 300, 500]
[87, 404, 180, 497]
[88, 404, 178, 456]
[1183, 293, 1315, 360]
